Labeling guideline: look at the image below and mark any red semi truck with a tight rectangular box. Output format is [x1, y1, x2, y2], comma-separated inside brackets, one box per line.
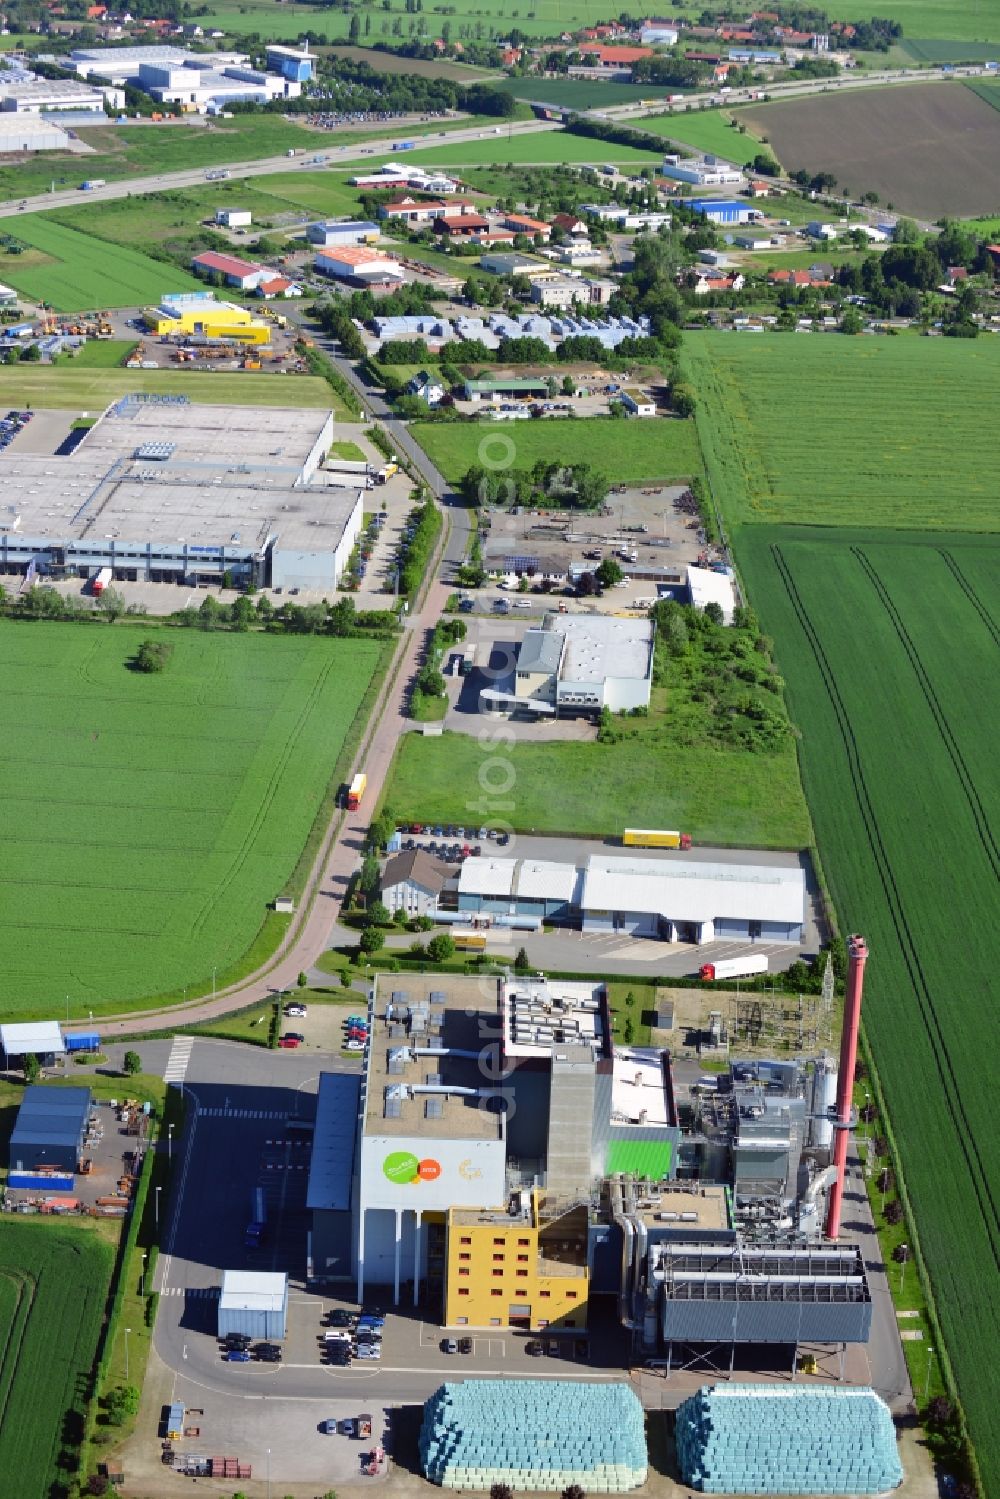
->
[347, 773, 367, 811]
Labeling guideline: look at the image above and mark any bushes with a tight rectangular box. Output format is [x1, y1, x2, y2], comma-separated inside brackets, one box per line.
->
[398, 497, 442, 598]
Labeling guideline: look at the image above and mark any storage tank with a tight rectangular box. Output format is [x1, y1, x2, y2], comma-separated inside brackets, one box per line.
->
[811, 1057, 838, 1150]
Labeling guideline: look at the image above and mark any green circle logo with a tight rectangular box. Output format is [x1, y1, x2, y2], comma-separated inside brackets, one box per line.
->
[383, 1150, 420, 1185]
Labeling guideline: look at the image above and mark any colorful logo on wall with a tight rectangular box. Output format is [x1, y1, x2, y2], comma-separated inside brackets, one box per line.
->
[382, 1150, 442, 1185]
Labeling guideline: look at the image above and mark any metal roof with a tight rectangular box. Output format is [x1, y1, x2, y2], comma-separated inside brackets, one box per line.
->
[518, 627, 564, 675]
[219, 1270, 287, 1311]
[687, 564, 736, 622]
[306, 1072, 360, 1212]
[0, 1021, 65, 1055]
[547, 612, 653, 685]
[582, 855, 805, 924]
[11, 1085, 90, 1148]
[458, 858, 515, 898]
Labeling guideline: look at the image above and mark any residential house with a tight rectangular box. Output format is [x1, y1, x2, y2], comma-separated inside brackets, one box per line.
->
[577, 43, 653, 71]
[380, 848, 451, 918]
[691, 270, 745, 295]
[407, 370, 445, 406]
[768, 268, 832, 288]
[552, 212, 588, 237]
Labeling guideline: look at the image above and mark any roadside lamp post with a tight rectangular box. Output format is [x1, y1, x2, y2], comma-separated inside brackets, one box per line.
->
[167, 1123, 174, 1165]
[124, 1326, 131, 1383]
[141, 1250, 147, 1298]
[155, 1185, 161, 1232]
[924, 1348, 935, 1403]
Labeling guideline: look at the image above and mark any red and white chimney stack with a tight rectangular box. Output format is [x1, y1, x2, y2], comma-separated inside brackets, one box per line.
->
[825, 934, 869, 1240]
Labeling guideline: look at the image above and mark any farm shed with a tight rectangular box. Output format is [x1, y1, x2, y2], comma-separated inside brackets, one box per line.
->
[218, 1270, 288, 1341]
[0, 1020, 66, 1064]
[9, 1085, 91, 1174]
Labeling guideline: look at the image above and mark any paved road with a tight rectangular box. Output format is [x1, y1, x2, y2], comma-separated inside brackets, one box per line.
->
[0, 117, 558, 218]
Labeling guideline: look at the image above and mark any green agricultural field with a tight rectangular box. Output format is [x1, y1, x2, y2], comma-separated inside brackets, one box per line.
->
[632, 108, 764, 158]
[680, 331, 1000, 530]
[905, 37, 1000, 60]
[0, 1221, 113, 1499]
[411, 416, 704, 484]
[0, 368, 335, 410]
[0, 623, 381, 1013]
[349, 129, 662, 168]
[387, 728, 810, 847]
[737, 528, 1000, 1495]
[486, 77, 691, 109]
[0, 217, 202, 310]
[965, 76, 1000, 108]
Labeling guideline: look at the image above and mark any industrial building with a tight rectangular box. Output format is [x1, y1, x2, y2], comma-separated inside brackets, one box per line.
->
[0, 395, 364, 592]
[380, 848, 452, 918]
[688, 199, 761, 226]
[687, 563, 738, 622]
[0, 71, 120, 115]
[217, 1270, 288, 1341]
[306, 220, 380, 248]
[190, 251, 270, 292]
[215, 208, 252, 229]
[314, 245, 405, 289]
[0, 1020, 66, 1065]
[145, 293, 271, 342]
[67, 45, 303, 110]
[0, 113, 71, 151]
[9, 1085, 91, 1174]
[491, 612, 655, 715]
[660, 154, 743, 186]
[265, 44, 317, 84]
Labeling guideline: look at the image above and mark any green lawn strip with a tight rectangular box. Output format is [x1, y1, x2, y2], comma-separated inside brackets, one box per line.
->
[329, 438, 369, 462]
[680, 331, 1000, 532]
[0, 623, 381, 1016]
[410, 415, 704, 484]
[734, 526, 1000, 1493]
[57, 340, 138, 368]
[606, 982, 653, 1045]
[337, 130, 663, 170]
[385, 728, 811, 848]
[0, 367, 335, 410]
[633, 108, 764, 158]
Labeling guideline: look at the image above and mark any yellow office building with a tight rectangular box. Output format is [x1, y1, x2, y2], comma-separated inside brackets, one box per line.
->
[144, 301, 271, 345]
[443, 1189, 588, 1332]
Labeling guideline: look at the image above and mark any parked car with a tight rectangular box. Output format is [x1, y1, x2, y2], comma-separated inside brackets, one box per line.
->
[356, 1343, 381, 1360]
[345, 1040, 364, 1052]
[525, 1340, 543, 1357]
[225, 1349, 252, 1362]
[285, 1003, 307, 1018]
[458, 1337, 473, 1354]
[441, 1338, 458, 1354]
[278, 1036, 300, 1049]
[255, 1343, 281, 1362]
[328, 1308, 354, 1328]
[283, 1032, 305, 1044]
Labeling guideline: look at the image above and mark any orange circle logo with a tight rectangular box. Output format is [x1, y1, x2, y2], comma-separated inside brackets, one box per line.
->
[417, 1158, 441, 1181]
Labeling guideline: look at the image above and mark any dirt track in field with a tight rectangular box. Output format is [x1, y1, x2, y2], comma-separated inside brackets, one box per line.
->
[739, 81, 1000, 218]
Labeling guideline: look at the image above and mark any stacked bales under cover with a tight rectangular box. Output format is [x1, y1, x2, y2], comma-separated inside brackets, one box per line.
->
[420, 1379, 648, 1491]
[675, 1384, 903, 1495]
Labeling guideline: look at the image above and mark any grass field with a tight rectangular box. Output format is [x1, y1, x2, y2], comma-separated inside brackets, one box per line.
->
[411, 416, 704, 484]
[680, 332, 1000, 530]
[386, 728, 810, 847]
[58, 340, 137, 368]
[631, 108, 763, 158]
[0, 1221, 113, 1499]
[736, 527, 1000, 1496]
[0, 622, 381, 1013]
[965, 75, 1000, 108]
[347, 129, 662, 168]
[0, 368, 334, 410]
[905, 37, 1000, 60]
[0, 216, 202, 310]
[486, 77, 691, 108]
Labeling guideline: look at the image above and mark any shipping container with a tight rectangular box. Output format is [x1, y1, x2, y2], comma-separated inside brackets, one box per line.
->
[64, 1032, 100, 1053]
[347, 772, 367, 811]
[453, 930, 487, 952]
[622, 828, 691, 849]
[699, 954, 769, 983]
[245, 1185, 266, 1248]
[392, 141, 415, 151]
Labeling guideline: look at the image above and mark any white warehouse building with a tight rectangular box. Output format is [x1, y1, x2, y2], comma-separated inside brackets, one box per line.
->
[0, 396, 363, 592]
[495, 612, 654, 716]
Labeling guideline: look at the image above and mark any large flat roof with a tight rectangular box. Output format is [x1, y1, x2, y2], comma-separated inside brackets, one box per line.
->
[583, 855, 805, 924]
[306, 1072, 361, 1213]
[0, 1021, 65, 1055]
[367, 976, 504, 1141]
[543, 611, 653, 684]
[501, 977, 607, 1060]
[0, 399, 358, 556]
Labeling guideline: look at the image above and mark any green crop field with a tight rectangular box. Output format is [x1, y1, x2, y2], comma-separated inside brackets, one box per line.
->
[349, 129, 662, 168]
[387, 729, 811, 847]
[680, 332, 1000, 530]
[736, 528, 1000, 1495]
[905, 37, 1000, 60]
[411, 416, 704, 484]
[0, 1221, 113, 1499]
[632, 108, 764, 158]
[0, 217, 202, 310]
[965, 76, 1000, 108]
[0, 623, 381, 1013]
[0, 368, 335, 410]
[486, 77, 691, 109]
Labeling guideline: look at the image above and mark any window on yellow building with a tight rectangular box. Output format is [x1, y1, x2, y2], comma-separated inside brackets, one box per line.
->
[458, 1288, 469, 1297]
[516, 1270, 528, 1278]
[492, 1268, 503, 1277]
[517, 1238, 530, 1246]
[459, 1252, 470, 1262]
[540, 1290, 551, 1298]
[460, 1236, 471, 1245]
[493, 1237, 505, 1246]
[566, 1291, 577, 1300]
[491, 1289, 502, 1297]
[492, 1253, 504, 1262]
[459, 1268, 470, 1277]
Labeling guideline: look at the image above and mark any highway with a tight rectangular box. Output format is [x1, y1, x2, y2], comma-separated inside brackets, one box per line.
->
[0, 116, 559, 219]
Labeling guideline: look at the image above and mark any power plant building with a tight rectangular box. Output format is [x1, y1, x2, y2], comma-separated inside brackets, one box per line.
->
[0, 396, 364, 592]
